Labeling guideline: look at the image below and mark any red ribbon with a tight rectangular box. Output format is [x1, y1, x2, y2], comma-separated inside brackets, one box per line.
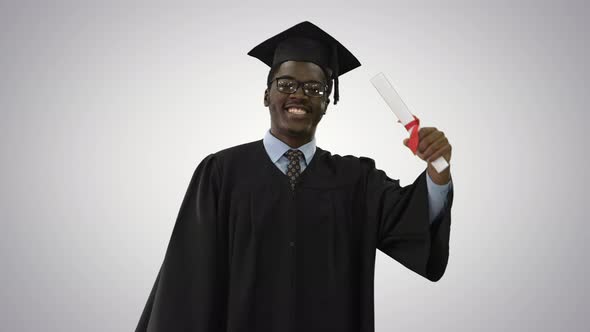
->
[404, 115, 420, 154]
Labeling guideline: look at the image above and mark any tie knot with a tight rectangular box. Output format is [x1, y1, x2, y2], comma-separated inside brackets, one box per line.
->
[285, 149, 303, 162]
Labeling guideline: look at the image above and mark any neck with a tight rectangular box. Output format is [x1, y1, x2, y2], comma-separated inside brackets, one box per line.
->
[270, 128, 313, 148]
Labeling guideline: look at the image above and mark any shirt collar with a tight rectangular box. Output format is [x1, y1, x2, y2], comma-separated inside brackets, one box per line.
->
[263, 129, 316, 165]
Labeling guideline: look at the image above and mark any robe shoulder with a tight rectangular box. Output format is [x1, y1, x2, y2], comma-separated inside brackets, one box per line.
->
[135, 151, 228, 332]
[355, 154, 453, 282]
[243, 147, 455, 279]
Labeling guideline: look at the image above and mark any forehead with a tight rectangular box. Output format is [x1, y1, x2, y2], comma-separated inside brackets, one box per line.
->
[274, 61, 327, 82]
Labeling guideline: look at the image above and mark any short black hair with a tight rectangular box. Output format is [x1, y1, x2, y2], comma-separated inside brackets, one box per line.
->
[266, 64, 334, 100]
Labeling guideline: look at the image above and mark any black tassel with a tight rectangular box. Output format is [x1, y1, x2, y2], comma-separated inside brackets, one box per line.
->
[334, 77, 339, 105]
[331, 43, 340, 105]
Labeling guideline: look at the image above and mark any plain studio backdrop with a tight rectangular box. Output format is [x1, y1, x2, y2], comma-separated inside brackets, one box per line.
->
[1, 0, 588, 331]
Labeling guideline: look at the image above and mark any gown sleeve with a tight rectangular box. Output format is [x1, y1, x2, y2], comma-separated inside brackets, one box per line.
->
[135, 154, 228, 331]
[362, 157, 454, 282]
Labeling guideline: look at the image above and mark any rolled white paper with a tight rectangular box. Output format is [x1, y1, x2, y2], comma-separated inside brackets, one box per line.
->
[370, 72, 449, 173]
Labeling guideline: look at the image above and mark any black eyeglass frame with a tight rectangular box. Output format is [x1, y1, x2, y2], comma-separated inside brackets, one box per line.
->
[268, 76, 330, 98]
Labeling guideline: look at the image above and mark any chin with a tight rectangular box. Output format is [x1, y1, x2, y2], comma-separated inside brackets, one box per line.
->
[285, 127, 309, 136]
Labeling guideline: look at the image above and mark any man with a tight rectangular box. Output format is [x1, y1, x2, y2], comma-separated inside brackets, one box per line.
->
[136, 21, 453, 332]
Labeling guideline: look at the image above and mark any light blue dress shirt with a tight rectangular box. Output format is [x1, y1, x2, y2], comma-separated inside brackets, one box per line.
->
[263, 129, 452, 224]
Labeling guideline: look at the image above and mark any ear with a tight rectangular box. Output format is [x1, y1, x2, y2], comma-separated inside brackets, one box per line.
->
[322, 97, 330, 115]
[264, 89, 269, 107]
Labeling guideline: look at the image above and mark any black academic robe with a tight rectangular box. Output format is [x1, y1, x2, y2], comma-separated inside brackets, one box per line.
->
[135, 139, 453, 332]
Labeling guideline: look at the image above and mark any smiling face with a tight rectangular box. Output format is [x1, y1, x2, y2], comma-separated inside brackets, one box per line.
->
[264, 61, 331, 148]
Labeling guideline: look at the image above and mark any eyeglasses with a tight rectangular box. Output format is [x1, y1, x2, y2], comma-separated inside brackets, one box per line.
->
[269, 76, 329, 97]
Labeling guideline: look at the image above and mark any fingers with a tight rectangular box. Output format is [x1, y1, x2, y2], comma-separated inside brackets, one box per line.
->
[418, 127, 436, 140]
[418, 129, 443, 153]
[405, 127, 452, 163]
[429, 144, 452, 162]
[422, 136, 447, 160]
[415, 127, 452, 163]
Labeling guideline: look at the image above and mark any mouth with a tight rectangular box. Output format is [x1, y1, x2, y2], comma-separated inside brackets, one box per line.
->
[284, 105, 310, 117]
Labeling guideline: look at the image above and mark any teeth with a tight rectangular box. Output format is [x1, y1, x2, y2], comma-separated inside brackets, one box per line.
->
[287, 108, 306, 114]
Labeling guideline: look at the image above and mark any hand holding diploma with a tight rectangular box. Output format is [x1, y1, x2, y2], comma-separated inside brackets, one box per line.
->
[403, 127, 452, 185]
[370, 72, 452, 185]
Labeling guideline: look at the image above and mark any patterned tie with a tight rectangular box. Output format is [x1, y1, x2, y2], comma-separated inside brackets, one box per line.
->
[285, 149, 304, 191]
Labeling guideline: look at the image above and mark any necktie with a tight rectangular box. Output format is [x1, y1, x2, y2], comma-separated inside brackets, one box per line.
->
[285, 149, 304, 191]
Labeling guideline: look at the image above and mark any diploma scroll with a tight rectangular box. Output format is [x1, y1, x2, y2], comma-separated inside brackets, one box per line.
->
[370, 72, 449, 173]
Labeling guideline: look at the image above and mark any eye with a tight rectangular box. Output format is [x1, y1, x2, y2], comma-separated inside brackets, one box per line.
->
[277, 79, 296, 90]
[304, 82, 323, 95]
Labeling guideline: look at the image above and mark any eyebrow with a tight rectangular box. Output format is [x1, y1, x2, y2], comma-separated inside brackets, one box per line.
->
[275, 75, 326, 84]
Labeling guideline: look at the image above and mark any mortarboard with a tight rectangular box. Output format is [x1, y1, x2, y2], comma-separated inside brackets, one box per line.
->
[247, 21, 361, 105]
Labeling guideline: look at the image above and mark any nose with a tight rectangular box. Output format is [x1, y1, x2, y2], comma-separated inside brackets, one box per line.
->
[290, 84, 307, 98]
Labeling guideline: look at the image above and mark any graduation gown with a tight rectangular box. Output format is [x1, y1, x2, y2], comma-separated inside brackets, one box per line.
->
[135, 139, 453, 332]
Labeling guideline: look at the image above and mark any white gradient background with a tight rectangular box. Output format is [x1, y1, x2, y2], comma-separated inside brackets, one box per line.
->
[1, 0, 588, 331]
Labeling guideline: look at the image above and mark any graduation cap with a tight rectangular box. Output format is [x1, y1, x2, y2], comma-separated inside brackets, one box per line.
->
[247, 21, 361, 105]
